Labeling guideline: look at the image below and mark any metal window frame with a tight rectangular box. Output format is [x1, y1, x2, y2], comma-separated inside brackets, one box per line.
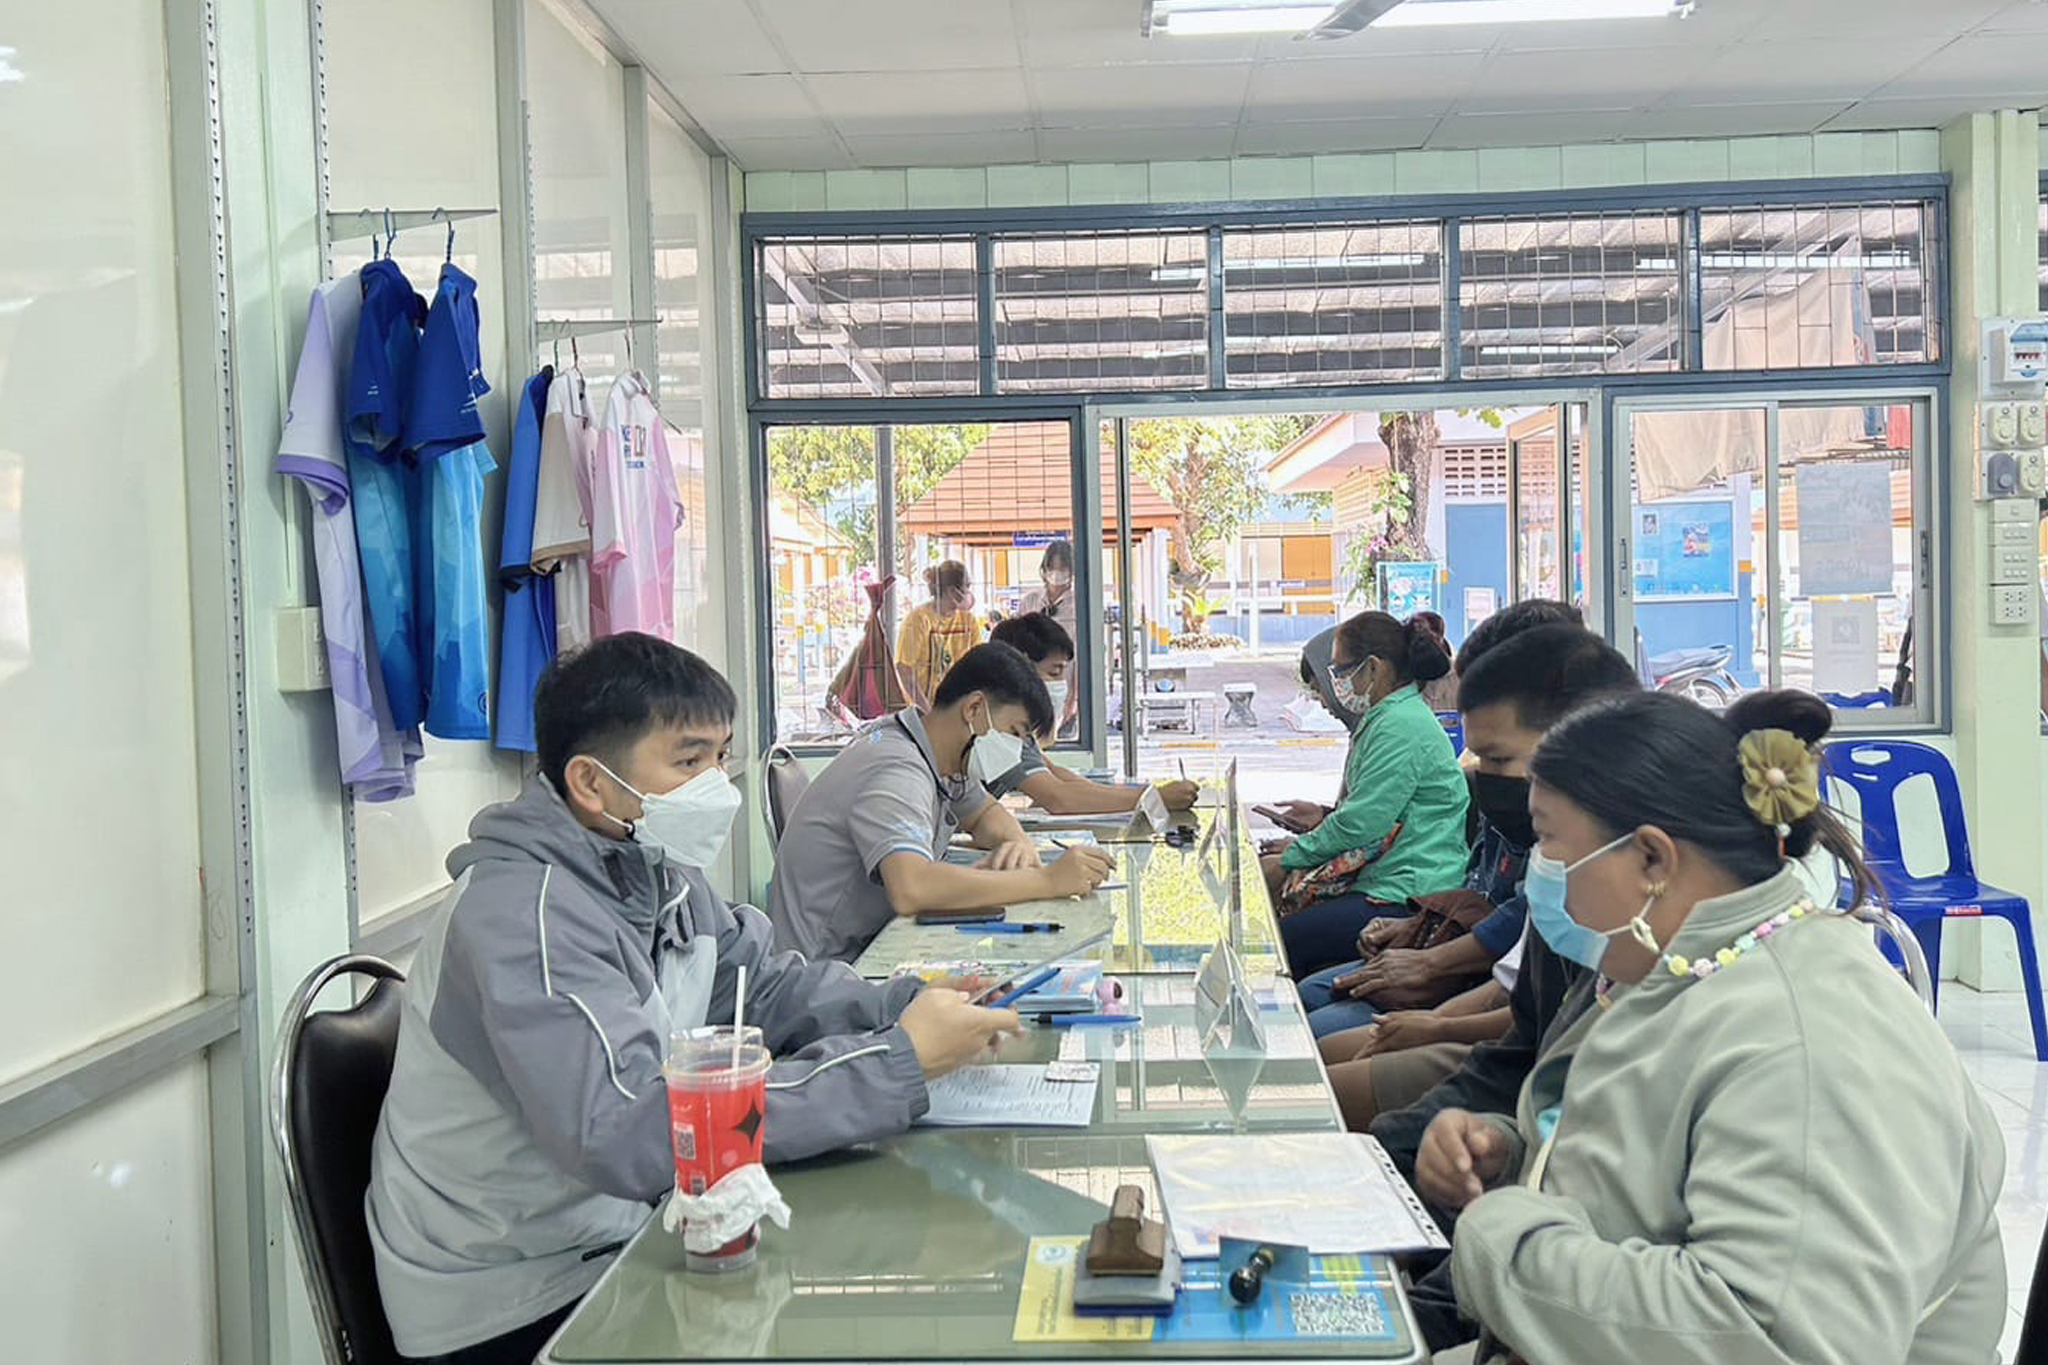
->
[743, 176, 1949, 412]
[755, 405, 1093, 755]
[741, 177, 1954, 751]
[1608, 382, 1945, 733]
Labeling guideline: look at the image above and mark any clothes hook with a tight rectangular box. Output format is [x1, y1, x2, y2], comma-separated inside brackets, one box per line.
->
[383, 208, 397, 259]
[552, 337, 562, 369]
[431, 206, 454, 262]
[570, 333, 581, 370]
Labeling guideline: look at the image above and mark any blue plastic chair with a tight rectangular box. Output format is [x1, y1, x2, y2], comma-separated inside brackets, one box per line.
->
[1822, 739, 2047, 1060]
[1821, 689, 1893, 710]
[1436, 711, 1464, 755]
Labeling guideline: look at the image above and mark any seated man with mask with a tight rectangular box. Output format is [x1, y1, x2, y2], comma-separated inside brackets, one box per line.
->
[769, 641, 1115, 962]
[981, 612, 1199, 815]
[366, 632, 1022, 1365]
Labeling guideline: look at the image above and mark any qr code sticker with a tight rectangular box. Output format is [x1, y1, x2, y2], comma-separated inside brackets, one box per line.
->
[1286, 1290, 1386, 1339]
[672, 1128, 696, 1161]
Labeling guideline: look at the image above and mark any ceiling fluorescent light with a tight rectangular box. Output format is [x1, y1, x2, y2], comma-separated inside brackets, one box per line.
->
[1157, 252, 1428, 281]
[1376, 0, 1690, 26]
[1149, 1, 1341, 36]
[1477, 343, 1618, 357]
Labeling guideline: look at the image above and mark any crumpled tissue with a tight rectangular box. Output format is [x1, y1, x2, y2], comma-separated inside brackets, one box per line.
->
[661, 1163, 792, 1254]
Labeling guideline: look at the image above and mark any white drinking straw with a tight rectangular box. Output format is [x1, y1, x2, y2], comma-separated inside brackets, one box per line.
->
[730, 964, 748, 1071]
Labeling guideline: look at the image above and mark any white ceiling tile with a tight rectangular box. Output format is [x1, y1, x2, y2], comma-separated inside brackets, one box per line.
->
[1428, 109, 1636, 149]
[1037, 124, 1239, 161]
[1482, 8, 1764, 51]
[756, 0, 1022, 72]
[839, 129, 1039, 167]
[1742, 0, 2004, 38]
[1255, 27, 1496, 58]
[1672, 38, 1947, 104]
[592, 0, 789, 75]
[806, 69, 1032, 133]
[1819, 97, 2009, 132]
[1976, 0, 2048, 32]
[1020, 0, 1266, 65]
[1244, 51, 1487, 120]
[720, 135, 854, 171]
[671, 73, 827, 138]
[1459, 47, 1695, 113]
[1874, 32, 2048, 99]
[1623, 101, 1855, 140]
[1029, 62, 1254, 122]
[1234, 116, 1437, 155]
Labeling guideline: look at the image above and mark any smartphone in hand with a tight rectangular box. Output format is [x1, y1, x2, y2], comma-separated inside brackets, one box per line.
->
[1253, 804, 1308, 834]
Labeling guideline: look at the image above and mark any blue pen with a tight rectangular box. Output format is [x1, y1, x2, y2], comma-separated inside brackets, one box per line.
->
[1046, 1014, 1142, 1027]
[988, 965, 1061, 1009]
[958, 921, 1063, 934]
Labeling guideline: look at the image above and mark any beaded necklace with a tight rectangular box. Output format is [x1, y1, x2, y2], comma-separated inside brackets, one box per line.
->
[1596, 896, 1822, 1008]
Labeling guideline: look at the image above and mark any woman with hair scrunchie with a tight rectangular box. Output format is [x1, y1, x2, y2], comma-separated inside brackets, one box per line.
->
[1262, 609, 1471, 978]
[1418, 689, 2004, 1365]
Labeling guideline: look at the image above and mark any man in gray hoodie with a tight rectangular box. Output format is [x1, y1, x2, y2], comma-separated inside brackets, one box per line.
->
[364, 633, 1020, 1365]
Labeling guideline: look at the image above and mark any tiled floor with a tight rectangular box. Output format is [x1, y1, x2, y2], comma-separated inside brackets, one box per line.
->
[1939, 987, 2047, 1360]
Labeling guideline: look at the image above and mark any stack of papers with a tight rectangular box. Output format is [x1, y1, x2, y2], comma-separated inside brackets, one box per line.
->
[1145, 1133, 1448, 1258]
[916, 1064, 1099, 1128]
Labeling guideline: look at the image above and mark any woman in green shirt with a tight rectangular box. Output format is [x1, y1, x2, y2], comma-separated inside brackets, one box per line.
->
[1263, 610, 1471, 976]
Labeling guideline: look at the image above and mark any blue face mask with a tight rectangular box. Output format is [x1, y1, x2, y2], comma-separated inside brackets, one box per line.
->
[1524, 833, 1643, 971]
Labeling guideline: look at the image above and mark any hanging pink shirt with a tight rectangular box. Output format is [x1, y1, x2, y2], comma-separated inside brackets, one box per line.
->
[590, 370, 683, 640]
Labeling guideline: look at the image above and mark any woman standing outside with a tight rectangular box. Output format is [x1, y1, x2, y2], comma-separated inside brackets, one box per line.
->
[1262, 610, 1471, 977]
[895, 560, 982, 710]
[1020, 540, 1080, 737]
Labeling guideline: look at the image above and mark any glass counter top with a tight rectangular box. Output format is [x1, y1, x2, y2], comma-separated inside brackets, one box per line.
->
[854, 809, 1282, 981]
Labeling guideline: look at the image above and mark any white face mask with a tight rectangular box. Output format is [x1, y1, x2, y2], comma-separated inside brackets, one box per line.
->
[967, 707, 1027, 786]
[1043, 679, 1070, 714]
[594, 761, 742, 869]
[1331, 658, 1376, 715]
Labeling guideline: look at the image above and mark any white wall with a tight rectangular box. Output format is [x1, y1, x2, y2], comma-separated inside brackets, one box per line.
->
[0, 0, 219, 1357]
[0, 1063, 219, 1361]
[323, 0, 527, 921]
[530, 0, 635, 381]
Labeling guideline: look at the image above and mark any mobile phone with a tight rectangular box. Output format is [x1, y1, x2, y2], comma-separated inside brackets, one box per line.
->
[969, 930, 1113, 1006]
[915, 909, 1005, 926]
[1253, 804, 1307, 833]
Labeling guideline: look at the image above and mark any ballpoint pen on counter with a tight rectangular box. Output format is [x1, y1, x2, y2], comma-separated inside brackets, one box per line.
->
[957, 921, 1064, 934]
[1041, 1013, 1142, 1027]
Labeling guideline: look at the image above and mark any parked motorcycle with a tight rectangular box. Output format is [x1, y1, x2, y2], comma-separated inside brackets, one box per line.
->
[1634, 630, 1741, 707]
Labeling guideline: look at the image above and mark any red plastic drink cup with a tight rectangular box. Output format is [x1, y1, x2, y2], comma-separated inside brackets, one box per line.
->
[666, 1025, 770, 1272]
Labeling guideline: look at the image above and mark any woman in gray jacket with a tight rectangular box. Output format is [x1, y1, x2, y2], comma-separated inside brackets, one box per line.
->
[1422, 689, 2006, 1365]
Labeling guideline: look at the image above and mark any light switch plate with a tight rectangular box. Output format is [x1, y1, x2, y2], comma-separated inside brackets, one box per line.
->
[276, 606, 330, 692]
[1992, 585, 2035, 627]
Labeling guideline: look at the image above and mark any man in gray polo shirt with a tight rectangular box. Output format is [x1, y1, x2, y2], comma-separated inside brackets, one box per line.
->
[769, 643, 1115, 961]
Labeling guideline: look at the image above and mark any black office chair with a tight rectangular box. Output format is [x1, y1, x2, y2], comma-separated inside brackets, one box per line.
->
[2017, 1223, 2048, 1365]
[271, 954, 406, 1365]
[764, 745, 810, 847]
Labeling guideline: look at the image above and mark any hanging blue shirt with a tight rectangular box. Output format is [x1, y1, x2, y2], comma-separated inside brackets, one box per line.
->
[408, 263, 495, 741]
[344, 258, 427, 731]
[494, 367, 557, 752]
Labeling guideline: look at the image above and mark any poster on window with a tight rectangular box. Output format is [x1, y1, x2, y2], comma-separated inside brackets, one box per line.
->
[1632, 500, 1736, 600]
[1812, 597, 1882, 697]
[1794, 462, 1894, 598]
[1378, 561, 1441, 618]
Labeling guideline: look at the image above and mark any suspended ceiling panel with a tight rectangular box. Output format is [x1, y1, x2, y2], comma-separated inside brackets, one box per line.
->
[591, 0, 2048, 169]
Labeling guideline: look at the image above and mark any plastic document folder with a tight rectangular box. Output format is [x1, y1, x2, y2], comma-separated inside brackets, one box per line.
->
[1014, 1237, 1410, 1350]
[1146, 1133, 1449, 1258]
[915, 1064, 1098, 1128]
